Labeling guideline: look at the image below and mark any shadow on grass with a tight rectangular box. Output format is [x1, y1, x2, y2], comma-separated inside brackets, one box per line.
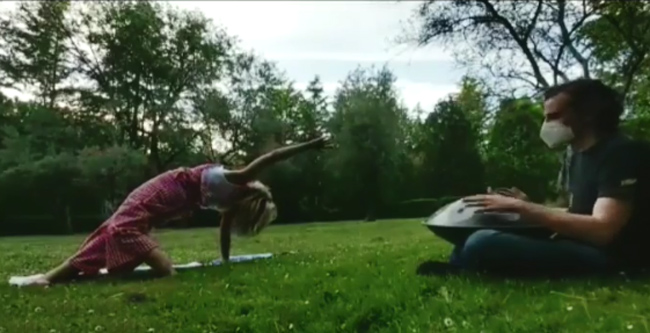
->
[415, 260, 650, 284]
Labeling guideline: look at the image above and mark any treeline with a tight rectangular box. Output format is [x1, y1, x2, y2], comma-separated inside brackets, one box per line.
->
[0, 1, 649, 235]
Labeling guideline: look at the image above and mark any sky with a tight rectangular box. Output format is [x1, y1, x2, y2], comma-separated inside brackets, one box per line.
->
[0, 1, 465, 111]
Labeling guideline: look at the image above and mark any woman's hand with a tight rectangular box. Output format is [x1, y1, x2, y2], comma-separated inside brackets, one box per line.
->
[308, 135, 334, 150]
[219, 211, 232, 262]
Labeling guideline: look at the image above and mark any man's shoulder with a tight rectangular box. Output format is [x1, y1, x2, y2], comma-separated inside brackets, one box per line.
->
[598, 136, 650, 182]
[603, 133, 634, 148]
[570, 135, 649, 177]
[598, 134, 646, 159]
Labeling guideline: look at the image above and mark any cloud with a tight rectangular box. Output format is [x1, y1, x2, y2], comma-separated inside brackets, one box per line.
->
[169, 1, 457, 110]
[1, 1, 460, 111]
[294, 80, 458, 112]
[395, 81, 458, 111]
[0, 87, 30, 102]
[171, 1, 441, 56]
[263, 48, 451, 63]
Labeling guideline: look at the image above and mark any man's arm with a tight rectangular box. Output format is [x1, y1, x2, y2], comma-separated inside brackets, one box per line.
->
[546, 193, 569, 212]
[517, 198, 631, 245]
[517, 143, 638, 246]
[220, 211, 233, 261]
[225, 137, 326, 185]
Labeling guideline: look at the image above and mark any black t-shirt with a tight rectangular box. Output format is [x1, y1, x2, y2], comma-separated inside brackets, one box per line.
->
[564, 134, 650, 267]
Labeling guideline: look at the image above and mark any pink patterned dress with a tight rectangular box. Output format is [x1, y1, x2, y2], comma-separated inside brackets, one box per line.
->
[69, 164, 244, 276]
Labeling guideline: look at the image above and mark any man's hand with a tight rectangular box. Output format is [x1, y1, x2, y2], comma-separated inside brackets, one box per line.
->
[463, 194, 526, 214]
[487, 186, 529, 201]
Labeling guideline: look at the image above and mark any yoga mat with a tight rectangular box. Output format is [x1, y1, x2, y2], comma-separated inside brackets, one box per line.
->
[212, 252, 273, 265]
[9, 253, 273, 287]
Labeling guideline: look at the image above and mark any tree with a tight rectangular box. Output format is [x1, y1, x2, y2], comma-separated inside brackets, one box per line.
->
[328, 66, 407, 221]
[0, 1, 73, 108]
[484, 98, 559, 202]
[420, 97, 485, 199]
[402, 0, 650, 100]
[0, 100, 79, 233]
[5, 0, 637, 235]
[402, 1, 591, 92]
[76, 146, 148, 216]
[69, 1, 235, 172]
[455, 76, 489, 131]
[276, 76, 332, 221]
[579, 2, 650, 119]
[194, 54, 292, 165]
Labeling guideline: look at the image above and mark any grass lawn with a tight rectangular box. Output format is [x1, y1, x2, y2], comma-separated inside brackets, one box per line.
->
[1, 220, 650, 333]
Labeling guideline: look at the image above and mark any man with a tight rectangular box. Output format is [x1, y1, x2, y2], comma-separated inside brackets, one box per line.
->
[450, 79, 650, 276]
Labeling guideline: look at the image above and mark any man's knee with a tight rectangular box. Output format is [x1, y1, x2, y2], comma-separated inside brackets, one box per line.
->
[459, 229, 504, 268]
[464, 229, 501, 253]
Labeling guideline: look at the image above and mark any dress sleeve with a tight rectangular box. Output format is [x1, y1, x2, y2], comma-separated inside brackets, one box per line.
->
[201, 166, 239, 210]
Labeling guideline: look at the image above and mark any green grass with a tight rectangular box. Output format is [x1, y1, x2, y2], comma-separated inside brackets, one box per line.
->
[1, 220, 650, 333]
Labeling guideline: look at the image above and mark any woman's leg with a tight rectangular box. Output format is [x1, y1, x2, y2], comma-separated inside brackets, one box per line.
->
[142, 248, 176, 277]
[29, 172, 191, 287]
[21, 260, 79, 287]
[34, 246, 176, 285]
[42, 260, 81, 283]
[24, 226, 109, 286]
[104, 247, 176, 279]
[101, 168, 193, 277]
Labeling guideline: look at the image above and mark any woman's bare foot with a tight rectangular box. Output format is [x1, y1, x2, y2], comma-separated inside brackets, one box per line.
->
[20, 274, 50, 287]
[30, 276, 50, 287]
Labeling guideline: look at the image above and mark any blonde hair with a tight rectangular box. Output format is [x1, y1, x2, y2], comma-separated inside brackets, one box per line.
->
[230, 181, 278, 236]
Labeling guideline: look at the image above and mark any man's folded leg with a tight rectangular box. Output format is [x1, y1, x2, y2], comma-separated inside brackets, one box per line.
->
[456, 229, 613, 277]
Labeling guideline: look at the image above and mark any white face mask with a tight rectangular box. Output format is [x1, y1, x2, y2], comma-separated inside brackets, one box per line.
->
[539, 121, 574, 149]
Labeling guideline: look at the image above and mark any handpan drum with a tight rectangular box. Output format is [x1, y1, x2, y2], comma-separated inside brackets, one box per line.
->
[423, 198, 548, 244]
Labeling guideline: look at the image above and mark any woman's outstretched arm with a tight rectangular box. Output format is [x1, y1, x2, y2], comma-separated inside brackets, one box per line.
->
[225, 136, 330, 185]
[219, 210, 233, 262]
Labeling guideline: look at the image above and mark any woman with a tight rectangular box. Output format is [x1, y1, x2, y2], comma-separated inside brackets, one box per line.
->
[23, 136, 331, 286]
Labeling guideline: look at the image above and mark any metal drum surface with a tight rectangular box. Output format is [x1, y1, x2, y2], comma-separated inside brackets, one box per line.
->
[423, 199, 548, 244]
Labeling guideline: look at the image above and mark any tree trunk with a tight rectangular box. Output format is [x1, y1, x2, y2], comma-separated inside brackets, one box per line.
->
[64, 204, 73, 234]
[365, 203, 376, 222]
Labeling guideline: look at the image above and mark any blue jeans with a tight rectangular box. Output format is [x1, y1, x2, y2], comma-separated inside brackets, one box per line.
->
[449, 229, 613, 275]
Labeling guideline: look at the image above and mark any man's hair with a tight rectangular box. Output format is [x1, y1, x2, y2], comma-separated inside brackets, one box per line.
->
[543, 78, 624, 134]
